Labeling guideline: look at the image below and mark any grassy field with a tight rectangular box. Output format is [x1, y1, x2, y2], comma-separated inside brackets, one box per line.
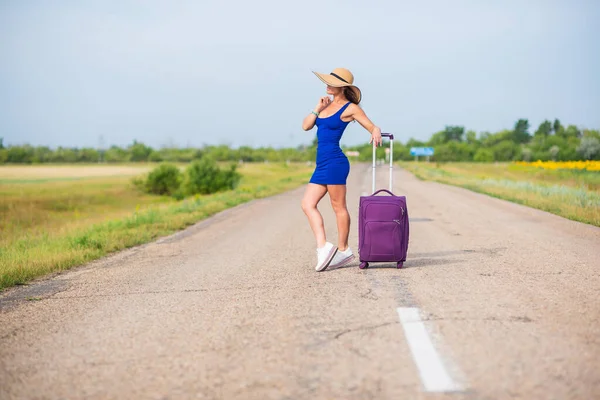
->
[401, 162, 600, 227]
[0, 162, 313, 290]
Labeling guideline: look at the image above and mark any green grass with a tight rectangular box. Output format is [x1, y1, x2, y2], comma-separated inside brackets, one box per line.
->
[401, 162, 600, 227]
[0, 162, 312, 290]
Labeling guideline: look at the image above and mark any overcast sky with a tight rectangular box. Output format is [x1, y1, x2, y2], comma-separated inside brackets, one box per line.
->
[1, 0, 599, 149]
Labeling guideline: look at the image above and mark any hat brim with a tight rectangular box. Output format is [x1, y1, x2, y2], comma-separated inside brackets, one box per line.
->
[313, 71, 362, 104]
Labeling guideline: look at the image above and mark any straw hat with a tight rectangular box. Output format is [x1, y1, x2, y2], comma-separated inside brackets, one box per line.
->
[312, 68, 362, 104]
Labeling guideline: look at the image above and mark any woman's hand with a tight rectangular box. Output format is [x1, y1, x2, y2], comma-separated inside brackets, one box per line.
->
[314, 96, 331, 113]
[370, 127, 383, 147]
[303, 97, 331, 131]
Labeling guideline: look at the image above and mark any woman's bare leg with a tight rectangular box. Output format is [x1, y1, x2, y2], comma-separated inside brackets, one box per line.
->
[327, 184, 350, 251]
[301, 183, 329, 248]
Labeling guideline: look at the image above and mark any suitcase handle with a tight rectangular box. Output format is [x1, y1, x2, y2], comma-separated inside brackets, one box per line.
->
[371, 189, 395, 196]
[372, 133, 394, 193]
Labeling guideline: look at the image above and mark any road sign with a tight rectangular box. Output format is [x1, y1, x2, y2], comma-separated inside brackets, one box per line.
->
[410, 147, 434, 156]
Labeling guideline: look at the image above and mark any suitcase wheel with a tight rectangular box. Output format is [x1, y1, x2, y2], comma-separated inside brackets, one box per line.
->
[359, 262, 369, 269]
[397, 262, 403, 269]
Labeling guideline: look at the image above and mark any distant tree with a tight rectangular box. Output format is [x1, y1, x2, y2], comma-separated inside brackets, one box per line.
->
[6, 145, 34, 163]
[426, 127, 465, 145]
[553, 119, 562, 134]
[512, 119, 531, 143]
[479, 131, 491, 142]
[481, 130, 513, 148]
[431, 141, 474, 161]
[557, 139, 580, 161]
[427, 130, 446, 146]
[33, 146, 53, 163]
[148, 151, 163, 162]
[492, 140, 520, 161]
[237, 146, 256, 162]
[406, 138, 426, 148]
[473, 148, 494, 162]
[443, 125, 465, 142]
[104, 145, 129, 162]
[206, 144, 236, 161]
[521, 148, 533, 162]
[534, 120, 552, 137]
[582, 129, 600, 139]
[0, 137, 4, 149]
[465, 130, 478, 145]
[561, 125, 581, 139]
[529, 134, 569, 161]
[577, 137, 600, 160]
[193, 149, 204, 160]
[394, 143, 412, 161]
[129, 140, 153, 162]
[549, 145, 560, 161]
[560, 147, 579, 161]
[545, 135, 568, 150]
[78, 148, 100, 162]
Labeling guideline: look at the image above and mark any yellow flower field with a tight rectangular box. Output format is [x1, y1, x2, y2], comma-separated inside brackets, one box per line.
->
[515, 160, 600, 171]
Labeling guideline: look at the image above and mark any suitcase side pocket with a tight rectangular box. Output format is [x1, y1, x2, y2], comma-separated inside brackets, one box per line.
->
[363, 221, 402, 261]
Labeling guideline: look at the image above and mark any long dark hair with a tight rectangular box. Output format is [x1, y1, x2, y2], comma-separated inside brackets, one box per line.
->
[343, 87, 360, 105]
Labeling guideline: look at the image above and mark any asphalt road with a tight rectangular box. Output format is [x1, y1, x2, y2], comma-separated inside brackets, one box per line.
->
[1, 163, 599, 400]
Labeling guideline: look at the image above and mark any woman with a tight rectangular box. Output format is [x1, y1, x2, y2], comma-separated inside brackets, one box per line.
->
[301, 68, 383, 272]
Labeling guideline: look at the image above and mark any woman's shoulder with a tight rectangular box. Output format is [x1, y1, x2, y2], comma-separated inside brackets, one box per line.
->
[346, 103, 363, 114]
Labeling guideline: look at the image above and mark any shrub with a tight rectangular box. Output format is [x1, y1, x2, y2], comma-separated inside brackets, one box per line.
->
[144, 163, 182, 195]
[473, 148, 494, 162]
[182, 158, 241, 196]
[578, 137, 600, 160]
[129, 140, 153, 162]
[549, 145, 560, 161]
[491, 140, 519, 161]
[148, 151, 163, 162]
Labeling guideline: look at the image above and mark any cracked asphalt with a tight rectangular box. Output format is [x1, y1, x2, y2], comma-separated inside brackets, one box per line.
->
[1, 164, 599, 399]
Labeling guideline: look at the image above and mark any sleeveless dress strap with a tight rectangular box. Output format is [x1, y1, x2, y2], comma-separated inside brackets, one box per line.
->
[339, 101, 352, 114]
[338, 101, 352, 121]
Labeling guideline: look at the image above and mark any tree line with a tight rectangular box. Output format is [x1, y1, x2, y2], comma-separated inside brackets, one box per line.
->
[401, 119, 600, 162]
[1, 119, 599, 164]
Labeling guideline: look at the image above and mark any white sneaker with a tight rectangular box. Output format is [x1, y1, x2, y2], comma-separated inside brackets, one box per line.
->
[315, 242, 337, 272]
[328, 247, 355, 269]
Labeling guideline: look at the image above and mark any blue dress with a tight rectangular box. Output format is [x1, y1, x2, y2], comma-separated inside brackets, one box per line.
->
[309, 101, 352, 185]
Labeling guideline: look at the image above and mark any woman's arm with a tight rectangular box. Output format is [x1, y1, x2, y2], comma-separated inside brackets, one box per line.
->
[302, 96, 331, 131]
[302, 112, 318, 131]
[349, 105, 383, 146]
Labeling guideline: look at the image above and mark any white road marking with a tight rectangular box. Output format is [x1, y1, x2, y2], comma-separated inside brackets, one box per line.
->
[397, 307, 463, 392]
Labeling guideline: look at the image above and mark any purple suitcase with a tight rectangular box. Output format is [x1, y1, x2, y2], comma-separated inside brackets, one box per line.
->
[358, 133, 409, 269]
